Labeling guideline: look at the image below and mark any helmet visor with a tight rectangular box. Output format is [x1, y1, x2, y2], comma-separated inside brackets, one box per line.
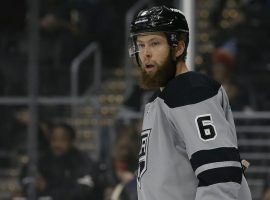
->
[128, 32, 169, 58]
[128, 36, 139, 57]
[128, 31, 182, 58]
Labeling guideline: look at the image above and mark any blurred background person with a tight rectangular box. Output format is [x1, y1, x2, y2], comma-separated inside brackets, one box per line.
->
[262, 173, 270, 200]
[211, 41, 256, 111]
[110, 148, 138, 200]
[102, 125, 140, 200]
[20, 122, 101, 200]
[0, 1, 269, 200]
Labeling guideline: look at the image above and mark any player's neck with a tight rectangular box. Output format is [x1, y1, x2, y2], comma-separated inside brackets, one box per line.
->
[160, 62, 189, 91]
[175, 61, 189, 76]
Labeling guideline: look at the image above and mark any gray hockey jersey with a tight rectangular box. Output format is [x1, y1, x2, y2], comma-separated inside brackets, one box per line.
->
[137, 71, 252, 200]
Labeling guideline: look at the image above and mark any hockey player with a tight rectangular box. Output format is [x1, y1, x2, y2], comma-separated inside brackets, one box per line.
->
[128, 5, 252, 200]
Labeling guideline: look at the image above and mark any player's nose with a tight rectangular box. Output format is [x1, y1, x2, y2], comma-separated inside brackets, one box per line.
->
[141, 46, 152, 59]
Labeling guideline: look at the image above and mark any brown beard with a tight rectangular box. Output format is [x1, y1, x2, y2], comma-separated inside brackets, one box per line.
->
[139, 55, 176, 90]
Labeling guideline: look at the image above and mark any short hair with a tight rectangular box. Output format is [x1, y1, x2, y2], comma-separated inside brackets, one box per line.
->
[114, 148, 138, 172]
[52, 122, 76, 141]
[174, 32, 189, 62]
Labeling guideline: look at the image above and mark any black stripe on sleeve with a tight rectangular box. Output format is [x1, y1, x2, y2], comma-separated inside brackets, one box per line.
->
[190, 147, 240, 172]
[197, 166, 242, 187]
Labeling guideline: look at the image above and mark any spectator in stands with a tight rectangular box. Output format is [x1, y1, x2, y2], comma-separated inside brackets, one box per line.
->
[3, 107, 50, 154]
[0, 0, 26, 56]
[115, 125, 140, 156]
[110, 148, 138, 200]
[0, 0, 27, 96]
[262, 174, 270, 200]
[21, 122, 100, 200]
[39, 0, 107, 95]
[39, 0, 96, 60]
[118, 69, 155, 119]
[102, 125, 140, 200]
[211, 41, 255, 111]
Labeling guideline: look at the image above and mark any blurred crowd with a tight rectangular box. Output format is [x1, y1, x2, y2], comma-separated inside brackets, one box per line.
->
[0, 0, 270, 199]
[1, 111, 140, 200]
[196, 0, 270, 111]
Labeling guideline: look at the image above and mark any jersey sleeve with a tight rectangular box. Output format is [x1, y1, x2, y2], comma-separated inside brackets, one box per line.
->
[168, 86, 243, 200]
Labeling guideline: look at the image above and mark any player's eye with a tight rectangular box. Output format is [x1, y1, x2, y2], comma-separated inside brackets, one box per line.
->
[137, 43, 145, 50]
[150, 40, 160, 47]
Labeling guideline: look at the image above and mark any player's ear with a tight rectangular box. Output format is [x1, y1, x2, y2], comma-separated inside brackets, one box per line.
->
[175, 40, 185, 58]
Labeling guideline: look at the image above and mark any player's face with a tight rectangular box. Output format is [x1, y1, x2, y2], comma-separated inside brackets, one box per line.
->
[50, 127, 72, 156]
[136, 33, 176, 89]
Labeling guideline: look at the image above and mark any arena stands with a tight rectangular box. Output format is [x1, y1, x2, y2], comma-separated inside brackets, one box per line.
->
[0, 0, 269, 199]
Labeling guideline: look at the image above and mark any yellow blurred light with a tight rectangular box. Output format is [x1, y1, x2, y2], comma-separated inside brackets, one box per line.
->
[195, 56, 204, 65]
[200, 33, 209, 42]
[229, 9, 238, 18]
[220, 20, 229, 29]
[222, 10, 229, 19]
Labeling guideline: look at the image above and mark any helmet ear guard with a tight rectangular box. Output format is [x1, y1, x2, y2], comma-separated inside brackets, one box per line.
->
[166, 32, 181, 47]
[166, 32, 189, 61]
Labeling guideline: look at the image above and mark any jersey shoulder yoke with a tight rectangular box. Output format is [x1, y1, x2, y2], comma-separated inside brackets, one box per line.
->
[159, 71, 221, 108]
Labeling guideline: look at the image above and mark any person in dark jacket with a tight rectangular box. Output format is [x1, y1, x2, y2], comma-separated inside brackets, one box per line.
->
[110, 144, 138, 200]
[21, 122, 100, 200]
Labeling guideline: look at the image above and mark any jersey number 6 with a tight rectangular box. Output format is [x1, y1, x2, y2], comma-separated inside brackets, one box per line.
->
[195, 114, 217, 141]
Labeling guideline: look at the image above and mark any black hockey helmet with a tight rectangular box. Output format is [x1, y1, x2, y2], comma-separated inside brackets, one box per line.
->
[129, 6, 189, 58]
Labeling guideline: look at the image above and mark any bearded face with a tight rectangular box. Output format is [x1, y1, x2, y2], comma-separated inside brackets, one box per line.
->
[139, 53, 176, 90]
[136, 33, 176, 90]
